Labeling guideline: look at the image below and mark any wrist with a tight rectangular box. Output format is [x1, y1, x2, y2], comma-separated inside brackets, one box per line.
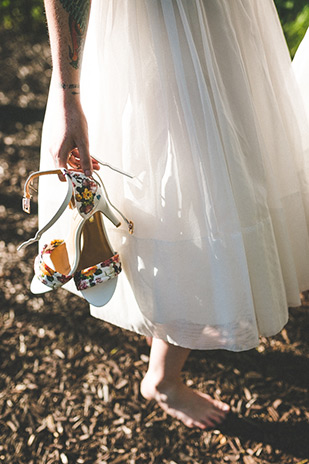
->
[59, 83, 80, 95]
[51, 70, 81, 96]
[51, 82, 82, 107]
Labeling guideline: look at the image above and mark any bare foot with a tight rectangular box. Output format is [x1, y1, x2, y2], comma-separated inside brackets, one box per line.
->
[140, 374, 230, 429]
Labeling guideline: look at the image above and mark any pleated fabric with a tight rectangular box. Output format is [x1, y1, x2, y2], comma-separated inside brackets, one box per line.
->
[293, 28, 309, 150]
[39, 0, 309, 351]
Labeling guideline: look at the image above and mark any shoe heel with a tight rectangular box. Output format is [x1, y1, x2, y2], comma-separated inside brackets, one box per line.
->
[98, 196, 121, 227]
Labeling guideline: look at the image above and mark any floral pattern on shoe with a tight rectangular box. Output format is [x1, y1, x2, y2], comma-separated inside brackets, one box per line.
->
[64, 170, 101, 217]
[74, 253, 122, 291]
[34, 239, 73, 289]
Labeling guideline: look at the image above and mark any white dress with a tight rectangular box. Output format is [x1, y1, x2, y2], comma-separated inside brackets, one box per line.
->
[38, 0, 309, 351]
[293, 28, 309, 137]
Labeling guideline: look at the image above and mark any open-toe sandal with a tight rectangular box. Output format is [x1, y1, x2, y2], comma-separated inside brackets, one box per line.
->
[18, 167, 133, 306]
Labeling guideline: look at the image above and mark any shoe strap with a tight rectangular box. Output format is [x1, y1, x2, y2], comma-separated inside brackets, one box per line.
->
[74, 253, 121, 291]
[91, 156, 134, 180]
[34, 240, 73, 289]
[21, 169, 63, 213]
[17, 169, 73, 250]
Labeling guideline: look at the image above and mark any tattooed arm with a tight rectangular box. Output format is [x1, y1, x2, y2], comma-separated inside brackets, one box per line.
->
[44, 0, 94, 175]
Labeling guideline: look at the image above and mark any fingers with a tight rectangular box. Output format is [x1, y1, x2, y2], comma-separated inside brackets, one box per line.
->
[51, 143, 67, 181]
[53, 140, 73, 169]
[68, 152, 100, 171]
[53, 140, 93, 178]
[90, 157, 100, 170]
[67, 148, 83, 170]
[77, 139, 93, 177]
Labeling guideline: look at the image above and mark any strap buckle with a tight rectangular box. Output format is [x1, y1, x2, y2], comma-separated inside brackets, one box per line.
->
[22, 196, 31, 214]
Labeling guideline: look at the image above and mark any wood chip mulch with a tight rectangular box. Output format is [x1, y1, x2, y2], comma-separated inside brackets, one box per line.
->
[1, 31, 308, 464]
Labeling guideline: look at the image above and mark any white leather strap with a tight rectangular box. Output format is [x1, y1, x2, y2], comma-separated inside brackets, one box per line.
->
[91, 156, 134, 179]
[17, 170, 73, 250]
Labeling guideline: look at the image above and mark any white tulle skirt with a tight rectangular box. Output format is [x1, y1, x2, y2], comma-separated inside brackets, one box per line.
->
[293, 28, 309, 132]
[39, 0, 309, 351]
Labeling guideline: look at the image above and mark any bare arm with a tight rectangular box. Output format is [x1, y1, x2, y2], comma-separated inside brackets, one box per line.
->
[44, 0, 94, 175]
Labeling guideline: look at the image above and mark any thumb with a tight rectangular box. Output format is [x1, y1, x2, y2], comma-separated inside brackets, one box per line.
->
[53, 144, 72, 181]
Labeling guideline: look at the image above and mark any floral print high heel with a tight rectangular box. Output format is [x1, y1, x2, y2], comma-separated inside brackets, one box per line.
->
[18, 167, 133, 306]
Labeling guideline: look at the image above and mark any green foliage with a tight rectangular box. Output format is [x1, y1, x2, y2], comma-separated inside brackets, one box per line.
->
[274, 0, 309, 56]
[0, 0, 46, 35]
[284, 5, 309, 56]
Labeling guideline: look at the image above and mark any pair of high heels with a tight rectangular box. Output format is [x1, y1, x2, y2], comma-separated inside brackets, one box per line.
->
[18, 165, 133, 307]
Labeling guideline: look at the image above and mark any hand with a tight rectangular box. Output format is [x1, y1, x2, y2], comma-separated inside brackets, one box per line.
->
[67, 148, 100, 171]
[47, 95, 93, 176]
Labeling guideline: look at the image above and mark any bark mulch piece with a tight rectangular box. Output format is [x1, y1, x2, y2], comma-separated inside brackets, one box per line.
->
[1, 30, 308, 464]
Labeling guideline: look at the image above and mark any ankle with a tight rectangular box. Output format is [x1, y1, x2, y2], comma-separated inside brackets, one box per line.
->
[141, 370, 181, 400]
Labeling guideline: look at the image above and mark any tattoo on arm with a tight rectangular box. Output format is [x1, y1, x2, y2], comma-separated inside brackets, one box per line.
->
[59, 0, 91, 69]
[59, 83, 80, 95]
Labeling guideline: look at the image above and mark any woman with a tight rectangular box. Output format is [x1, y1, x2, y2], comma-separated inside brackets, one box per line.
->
[37, 0, 309, 429]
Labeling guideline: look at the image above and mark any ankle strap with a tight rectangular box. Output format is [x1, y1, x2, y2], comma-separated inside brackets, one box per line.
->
[17, 169, 73, 251]
[21, 169, 64, 213]
[92, 157, 134, 180]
